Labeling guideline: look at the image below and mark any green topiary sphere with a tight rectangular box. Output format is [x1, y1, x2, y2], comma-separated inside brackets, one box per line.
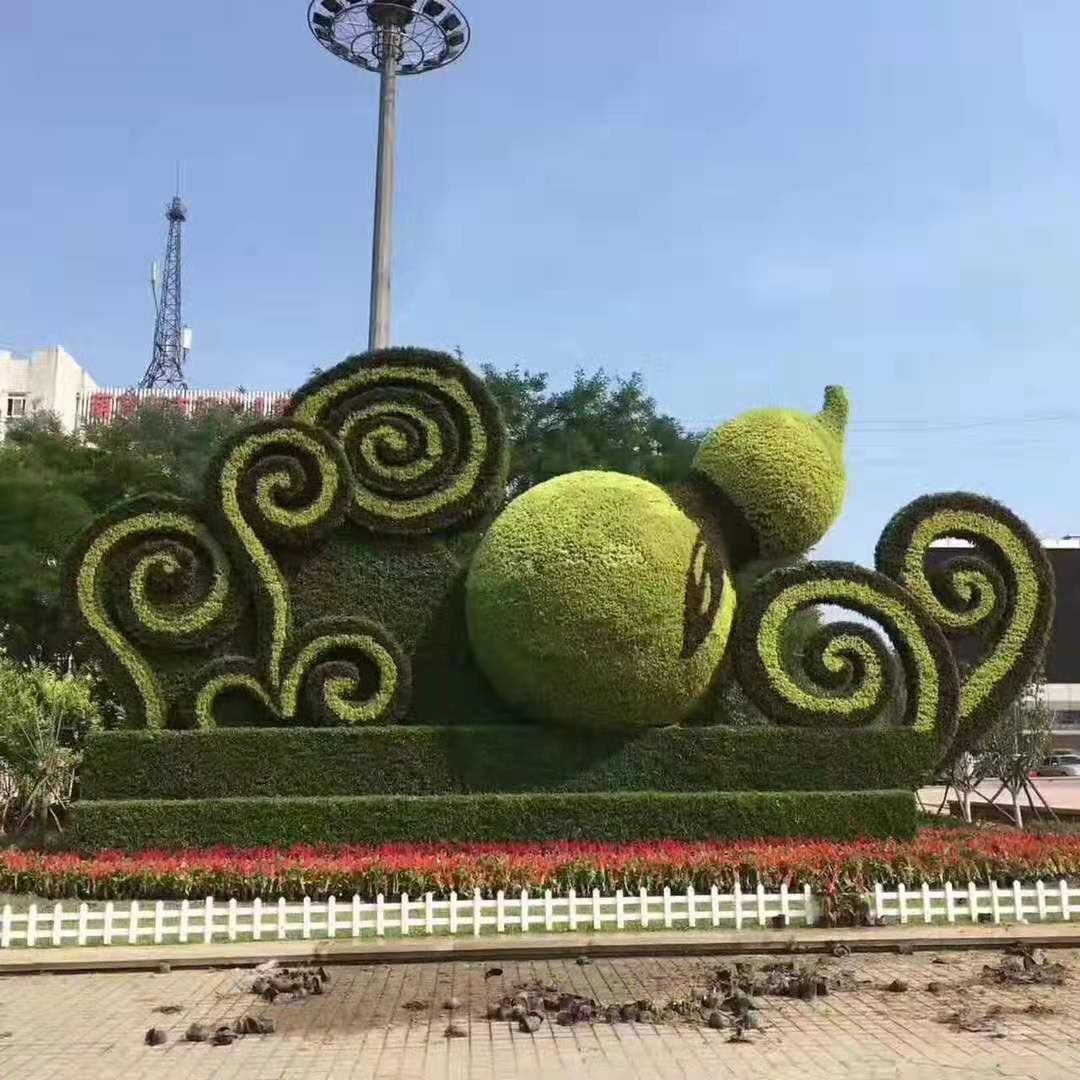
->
[465, 471, 736, 729]
[692, 386, 848, 561]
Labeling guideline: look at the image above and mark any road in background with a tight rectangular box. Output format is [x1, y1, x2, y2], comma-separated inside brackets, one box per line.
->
[919, 777, 1080, 819]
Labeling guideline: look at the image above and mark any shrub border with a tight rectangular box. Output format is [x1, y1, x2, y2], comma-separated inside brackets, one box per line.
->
[78, 726, 942, 800]
[65, 790, 917, 850]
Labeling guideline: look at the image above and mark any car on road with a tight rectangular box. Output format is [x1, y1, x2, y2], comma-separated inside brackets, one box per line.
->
[1032, 753, 1080, 778]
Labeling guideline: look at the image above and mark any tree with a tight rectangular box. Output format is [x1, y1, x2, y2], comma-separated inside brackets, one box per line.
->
[978, 670, 1053, 829]
[480, 365, 700, 499]
[0, 405, 251, 662]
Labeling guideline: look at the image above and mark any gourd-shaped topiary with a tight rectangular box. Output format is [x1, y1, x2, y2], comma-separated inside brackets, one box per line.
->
[691, 386, 849, 562]
[466, 388, 849, 730]
[466, 472, 736, 729]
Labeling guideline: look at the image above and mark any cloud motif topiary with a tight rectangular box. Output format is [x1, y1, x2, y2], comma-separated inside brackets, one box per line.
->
[875, 492, 1055, 756]
[288, 346, 508, 534]
[731, 560, 959, 746]
[64, 494, 247, 729]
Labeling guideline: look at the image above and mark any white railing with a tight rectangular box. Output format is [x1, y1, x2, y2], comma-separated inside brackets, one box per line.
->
[81, 387, 292, 425]
[2, 880, 1078, 950]
[0, 884, 815, 949]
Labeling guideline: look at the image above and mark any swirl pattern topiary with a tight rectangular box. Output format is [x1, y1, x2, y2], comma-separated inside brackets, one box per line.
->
[287, 347, 508, 534]
[731, 560, 959, 746]
[875, 492, 1055, 755]
[64, 494, 248, 729]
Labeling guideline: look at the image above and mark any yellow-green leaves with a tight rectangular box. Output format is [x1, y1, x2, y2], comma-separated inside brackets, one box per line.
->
[692, 386, 848, 562]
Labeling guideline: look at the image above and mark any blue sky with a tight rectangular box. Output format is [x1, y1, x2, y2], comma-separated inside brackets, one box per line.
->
[3, 1, 1079, 563]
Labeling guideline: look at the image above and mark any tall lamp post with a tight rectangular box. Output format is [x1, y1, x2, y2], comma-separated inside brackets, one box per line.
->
[307, 0, 471, 350]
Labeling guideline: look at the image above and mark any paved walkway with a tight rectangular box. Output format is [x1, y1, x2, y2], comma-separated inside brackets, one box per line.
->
[2, 948, 1079, 1078]
[4, 922, 1080, 974]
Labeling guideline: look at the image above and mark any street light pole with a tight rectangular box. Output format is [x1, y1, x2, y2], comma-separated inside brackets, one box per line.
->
[307, 0, 471, 351]
[368, 27, 399, 351]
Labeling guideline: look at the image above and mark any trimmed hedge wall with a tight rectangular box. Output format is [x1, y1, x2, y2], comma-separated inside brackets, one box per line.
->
[79, 726, 941, 801]
[65, 790, 917, 850]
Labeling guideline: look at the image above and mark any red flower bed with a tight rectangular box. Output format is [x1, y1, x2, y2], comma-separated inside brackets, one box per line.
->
[3, 829, 1080, 921]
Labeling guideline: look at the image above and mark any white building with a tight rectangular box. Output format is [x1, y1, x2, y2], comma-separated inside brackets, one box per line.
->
[931, 537, 1080, 745]
[0, 346, 99, 439]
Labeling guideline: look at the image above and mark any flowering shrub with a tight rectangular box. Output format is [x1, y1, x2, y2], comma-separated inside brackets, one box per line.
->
[3, 829, 1080, 922]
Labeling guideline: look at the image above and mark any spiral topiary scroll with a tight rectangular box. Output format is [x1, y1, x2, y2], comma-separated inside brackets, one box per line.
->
[65, 494, 247, 729]
[875, 492, 1055, 754]
[205, 420, 354, 691]
[732, 561, 959, 746]
[188, 617, 409, 729]
[287, 347, 509, 534]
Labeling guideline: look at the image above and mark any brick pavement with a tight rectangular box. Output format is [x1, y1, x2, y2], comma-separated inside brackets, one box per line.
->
[1, 949, 1078, 1079]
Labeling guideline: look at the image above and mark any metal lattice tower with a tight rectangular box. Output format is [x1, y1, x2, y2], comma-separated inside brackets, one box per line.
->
[140, 196, 190, 390]
[307, 0, 471, 350]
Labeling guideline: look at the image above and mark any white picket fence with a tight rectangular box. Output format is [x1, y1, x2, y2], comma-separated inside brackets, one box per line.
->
[1, 880, 1077, 950]
[1, 884, 813, 949]
[870, 879, 1080, 926]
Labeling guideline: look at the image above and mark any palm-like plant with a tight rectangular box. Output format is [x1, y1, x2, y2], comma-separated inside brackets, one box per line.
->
[0, 655, 100, 833]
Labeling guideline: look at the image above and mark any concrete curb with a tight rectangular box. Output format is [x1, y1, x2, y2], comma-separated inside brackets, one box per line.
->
[3, 922, 1080, 976]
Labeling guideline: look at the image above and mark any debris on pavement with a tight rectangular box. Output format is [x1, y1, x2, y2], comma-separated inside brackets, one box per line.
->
[185, 1023, 210, 1042]
[444, 1023, 468, 1038]
[884, 979, 909, 993]
[151, 1004, 184, 1015]
[144, 1027, 167, 1046]
[250, 963, 333, 1003]
[982, 945, 1067, 987]
[211, 1025, 236, 1046]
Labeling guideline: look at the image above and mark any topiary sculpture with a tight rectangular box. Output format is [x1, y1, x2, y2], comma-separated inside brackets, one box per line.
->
[66, 347, 1054, 767]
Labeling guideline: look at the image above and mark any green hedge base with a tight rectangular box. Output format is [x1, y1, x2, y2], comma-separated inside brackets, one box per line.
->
[79, 726, 940, 801]
[65, 790, 916, 850]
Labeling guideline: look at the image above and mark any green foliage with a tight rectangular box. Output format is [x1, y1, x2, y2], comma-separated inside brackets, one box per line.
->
[479, 364, 699, 500]
[733, 561, 959, 744]
[65, 789, 917, 850]
[205, 421, 356, 692]
[64, 494, 247, 729]
[467, 471, 735, 729]
[290, 347, 508, 533]
[0, 654, 100, 831]
[65, 349, 513, 729]
[0, 406, 252, 663]
[79, 726, 942, 800]
[876, 492, 1055, 756]
[692, 386, 848, 562]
